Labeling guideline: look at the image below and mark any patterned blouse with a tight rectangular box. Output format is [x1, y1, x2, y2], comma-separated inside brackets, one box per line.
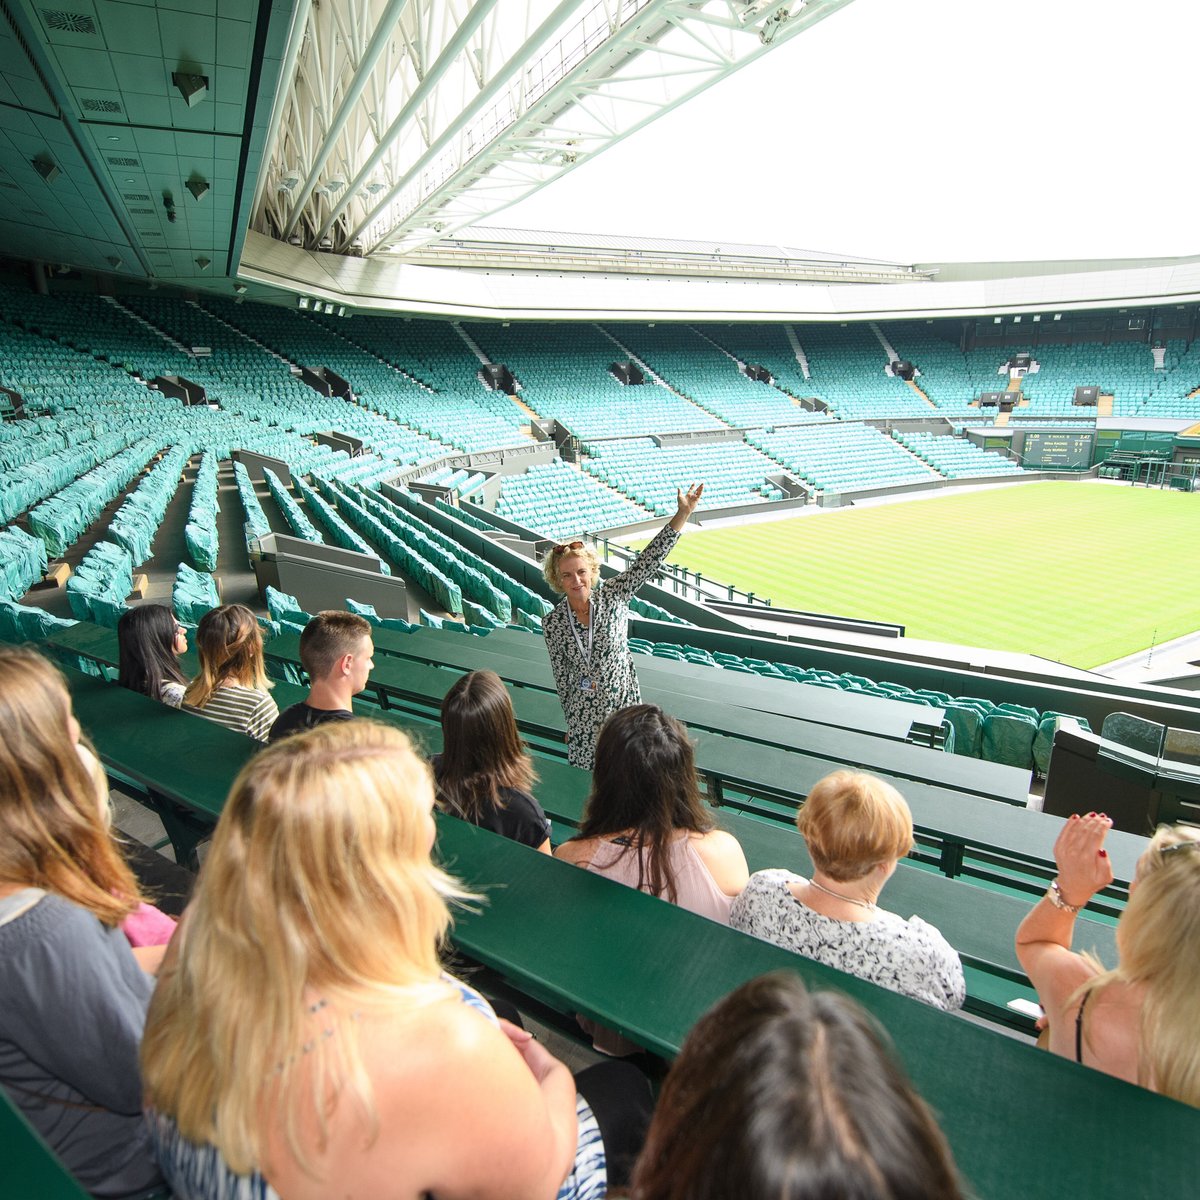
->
[543, 524, 680, 769]
[730, 869, 966, 1011]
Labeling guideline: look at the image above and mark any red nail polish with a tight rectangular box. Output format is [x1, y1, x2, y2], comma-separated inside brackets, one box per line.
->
[1099, 849, 1108, 858]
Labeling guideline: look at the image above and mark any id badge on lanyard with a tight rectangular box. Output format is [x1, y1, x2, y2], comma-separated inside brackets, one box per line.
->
[570, 596, 598, 692]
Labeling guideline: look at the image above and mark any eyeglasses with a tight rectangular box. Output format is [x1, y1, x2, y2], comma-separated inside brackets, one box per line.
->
[553, 540, 584, 554]
[1159, 840, 1200, 858]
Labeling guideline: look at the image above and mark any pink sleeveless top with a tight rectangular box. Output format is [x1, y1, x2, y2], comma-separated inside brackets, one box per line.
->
[585, 834, 734, 924]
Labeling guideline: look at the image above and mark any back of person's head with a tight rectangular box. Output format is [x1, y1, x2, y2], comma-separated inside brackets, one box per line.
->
[796, 770, 914, 883]
[117, 603, 186, 699]
[629, 972, 963, 1200]
[579, 704, 711, 901]
[298, 610, 372, 680]
[184, 604, 268, 708]
[1111, 824, 1200, 1105]
[0, 644, 139, 925]
[437, 670, 534, 822]
[142, 719, 469, 1175]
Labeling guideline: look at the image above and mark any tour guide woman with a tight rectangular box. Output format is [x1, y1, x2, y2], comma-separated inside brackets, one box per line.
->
[543, 484, 703, 769]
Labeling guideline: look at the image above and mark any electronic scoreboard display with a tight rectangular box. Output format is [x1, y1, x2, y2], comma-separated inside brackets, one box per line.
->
[1021, 430, 1094, 468]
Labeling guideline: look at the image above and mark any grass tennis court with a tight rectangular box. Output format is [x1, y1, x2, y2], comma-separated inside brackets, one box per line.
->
[629, 482, 1200, 669]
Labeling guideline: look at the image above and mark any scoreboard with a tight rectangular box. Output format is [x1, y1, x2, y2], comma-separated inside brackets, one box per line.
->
[1021, 430, 1094, 469]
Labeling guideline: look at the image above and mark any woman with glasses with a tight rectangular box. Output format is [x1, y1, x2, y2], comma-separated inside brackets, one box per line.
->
[730, 770, 965, 1012]
[1016, 815, 1200, 1106]
[542, 484, 703, 770]
[117, 603, 189, 707]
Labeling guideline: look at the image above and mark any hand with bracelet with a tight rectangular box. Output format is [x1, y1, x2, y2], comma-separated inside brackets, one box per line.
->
[1048, 811, 1115, 913]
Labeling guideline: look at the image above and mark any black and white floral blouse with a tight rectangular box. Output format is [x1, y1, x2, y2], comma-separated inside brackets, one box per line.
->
[543, 524, 680, 769]
[730, 869, 966, 1011]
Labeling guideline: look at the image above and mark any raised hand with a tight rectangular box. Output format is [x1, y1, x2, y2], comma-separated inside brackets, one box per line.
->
[676, 483, 704, 519]
[1054, 812, 1115, 906]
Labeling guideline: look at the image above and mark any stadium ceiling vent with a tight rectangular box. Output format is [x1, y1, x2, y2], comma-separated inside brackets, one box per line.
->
[253, 0, 855, 261]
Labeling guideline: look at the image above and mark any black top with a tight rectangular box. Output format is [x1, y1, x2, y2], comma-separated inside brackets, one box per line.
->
[431, 754, 551, 850]
[268, 701, 354, 744]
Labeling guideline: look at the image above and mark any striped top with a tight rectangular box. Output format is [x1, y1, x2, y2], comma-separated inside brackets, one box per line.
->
[147, 976, 606, 1200]
[183, 683, 278, 743]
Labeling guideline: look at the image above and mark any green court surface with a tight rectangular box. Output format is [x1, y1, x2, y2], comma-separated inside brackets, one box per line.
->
[629, 482, 1200, 669]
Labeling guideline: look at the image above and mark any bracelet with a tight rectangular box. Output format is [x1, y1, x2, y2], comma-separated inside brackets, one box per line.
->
[1046, 879, 1084, 914]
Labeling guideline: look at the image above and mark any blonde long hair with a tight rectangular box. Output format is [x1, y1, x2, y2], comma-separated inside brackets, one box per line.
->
[141, 721, 471, 1175]
[183, 604, 271, 708]
[0, 645, 141, 925]
[1078, 824, 1200, 1106]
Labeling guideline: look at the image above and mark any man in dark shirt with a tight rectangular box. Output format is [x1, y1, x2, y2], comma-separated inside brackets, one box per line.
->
[268, 610, 374, 743]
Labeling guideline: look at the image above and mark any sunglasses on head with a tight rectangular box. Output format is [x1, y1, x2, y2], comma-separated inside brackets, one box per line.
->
[1160, 840, 1200, 858]
[554, 541, 585, 554]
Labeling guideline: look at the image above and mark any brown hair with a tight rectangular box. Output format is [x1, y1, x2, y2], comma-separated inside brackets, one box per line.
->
[437, 670, 535, 823]
[629, 972, 963, 1200]
[796, 771, 914, 882]
[184, 604, 270, 709]
[572, 704, 712, 903]
[299, 610, 373, 679]
[0, 644, 142, 925]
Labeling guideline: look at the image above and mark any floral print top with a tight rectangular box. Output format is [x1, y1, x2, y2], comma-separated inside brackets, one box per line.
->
[730, 869, 966, 1011]
[543, 524, 680, 769]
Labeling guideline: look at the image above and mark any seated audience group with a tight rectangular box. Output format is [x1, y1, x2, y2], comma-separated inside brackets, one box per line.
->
[3, 599, 1199, 1200]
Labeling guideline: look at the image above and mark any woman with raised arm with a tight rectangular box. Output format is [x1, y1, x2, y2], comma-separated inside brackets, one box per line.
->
[1015, 814, 1200, 1106]
[182, 603, 278, 742]
[143, 720, 650, 1199]
[542, 483, 703, 770]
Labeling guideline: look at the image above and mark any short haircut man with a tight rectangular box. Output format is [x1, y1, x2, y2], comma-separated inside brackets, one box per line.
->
[268, 610, 375, 744]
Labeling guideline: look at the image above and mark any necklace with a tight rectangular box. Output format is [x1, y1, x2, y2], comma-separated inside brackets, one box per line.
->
[807, 878, 876, 911]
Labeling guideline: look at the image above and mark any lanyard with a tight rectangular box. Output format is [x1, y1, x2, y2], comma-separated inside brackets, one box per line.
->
[569, 594, 598, 672]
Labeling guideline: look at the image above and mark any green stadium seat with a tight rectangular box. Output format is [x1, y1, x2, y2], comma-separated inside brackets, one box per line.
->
[982, 712, 1038, 771]
[943, 704, 985, 758]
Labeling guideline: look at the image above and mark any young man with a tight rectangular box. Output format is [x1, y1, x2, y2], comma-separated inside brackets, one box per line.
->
[268, 611, 375, 743]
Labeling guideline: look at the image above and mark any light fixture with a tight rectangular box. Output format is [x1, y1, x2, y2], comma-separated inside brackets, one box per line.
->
[172, 70, 209, 107]
[195, 256, 210, 270]
[1032, 315, 1041, 323]
[186, 176, 209, 201]
[279, 168, 301, 191]
[32, 154, 60, 183]
[233, 283, 247, 294]
[106, 256, 122, 270]
[287, 234, 302, 246]
[298, 296, 310, 309]
[337, 306, 346, 317]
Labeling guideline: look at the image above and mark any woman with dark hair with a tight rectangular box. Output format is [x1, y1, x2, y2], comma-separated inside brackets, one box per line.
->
[433, 670, 551, 853]
[555, 704, 747, 918]
[182, 603, 278, 742]
[629, 972, 964, 1200]
[117, 602, 188, 707]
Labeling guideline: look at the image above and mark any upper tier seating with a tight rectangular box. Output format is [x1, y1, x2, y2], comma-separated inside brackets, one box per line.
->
[748, 423, 941, 492]
[466, 320, 725, 439]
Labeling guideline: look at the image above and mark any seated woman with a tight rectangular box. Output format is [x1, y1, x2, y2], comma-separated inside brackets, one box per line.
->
[0, 645, 163, 1198]
[730, 770, 965, 1011]
[182, 603, 278, 742]
[555, 704, 748, 920]
[434, 669, 551, 853]
[628, 972, 964, 1200]
[142, 720, 650, 1199]
[1015, 813, 1200, 1105]
[117, 602, 188, 707]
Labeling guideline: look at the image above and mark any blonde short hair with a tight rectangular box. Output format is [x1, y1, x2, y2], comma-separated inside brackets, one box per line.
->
[796, 770, 915, 882]
[543, 540, 602, 594]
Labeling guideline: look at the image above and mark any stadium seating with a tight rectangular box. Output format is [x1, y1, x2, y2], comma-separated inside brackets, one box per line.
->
[495, 459, 652, 538]
[895, 431, 1025, 478]
[748, 423, 940, 492]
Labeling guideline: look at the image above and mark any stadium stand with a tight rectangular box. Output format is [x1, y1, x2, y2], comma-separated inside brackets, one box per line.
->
[894, 431, 1025, 478]
[495, 459, 653, 538]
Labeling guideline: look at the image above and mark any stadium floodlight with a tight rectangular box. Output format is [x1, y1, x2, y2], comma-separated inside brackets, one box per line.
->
[32, 154, 60, 183]
[172, 70, 209, 107]
[186, 176, 210, 201]
[298, 296, 310, 309]
[195, 256, 211, 270]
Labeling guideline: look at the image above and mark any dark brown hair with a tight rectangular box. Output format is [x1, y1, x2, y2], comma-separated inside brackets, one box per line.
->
[573, 704, 712, 903]
[629, 973, 964, 1200]
[437, 670, 535, 823]
[298, 610, 372, 679]
[117, 603, 186, 699]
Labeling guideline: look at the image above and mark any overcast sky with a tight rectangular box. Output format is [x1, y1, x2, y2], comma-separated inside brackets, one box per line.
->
[487, 0, 1199, 264]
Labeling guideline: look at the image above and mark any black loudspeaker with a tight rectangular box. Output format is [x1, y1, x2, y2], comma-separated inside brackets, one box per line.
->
[1073, 386, 1099, 406]
[890, 360, 915, 380]
[479, 364, 517, 392]
[609, 362, 644, 385]
[744, 363, 772, 383]
[978, 392, 1004, 407]
[1010, 353, 1032, 370]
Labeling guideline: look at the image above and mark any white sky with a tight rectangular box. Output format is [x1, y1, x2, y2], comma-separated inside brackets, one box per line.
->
[488, 0, 1200, 264]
